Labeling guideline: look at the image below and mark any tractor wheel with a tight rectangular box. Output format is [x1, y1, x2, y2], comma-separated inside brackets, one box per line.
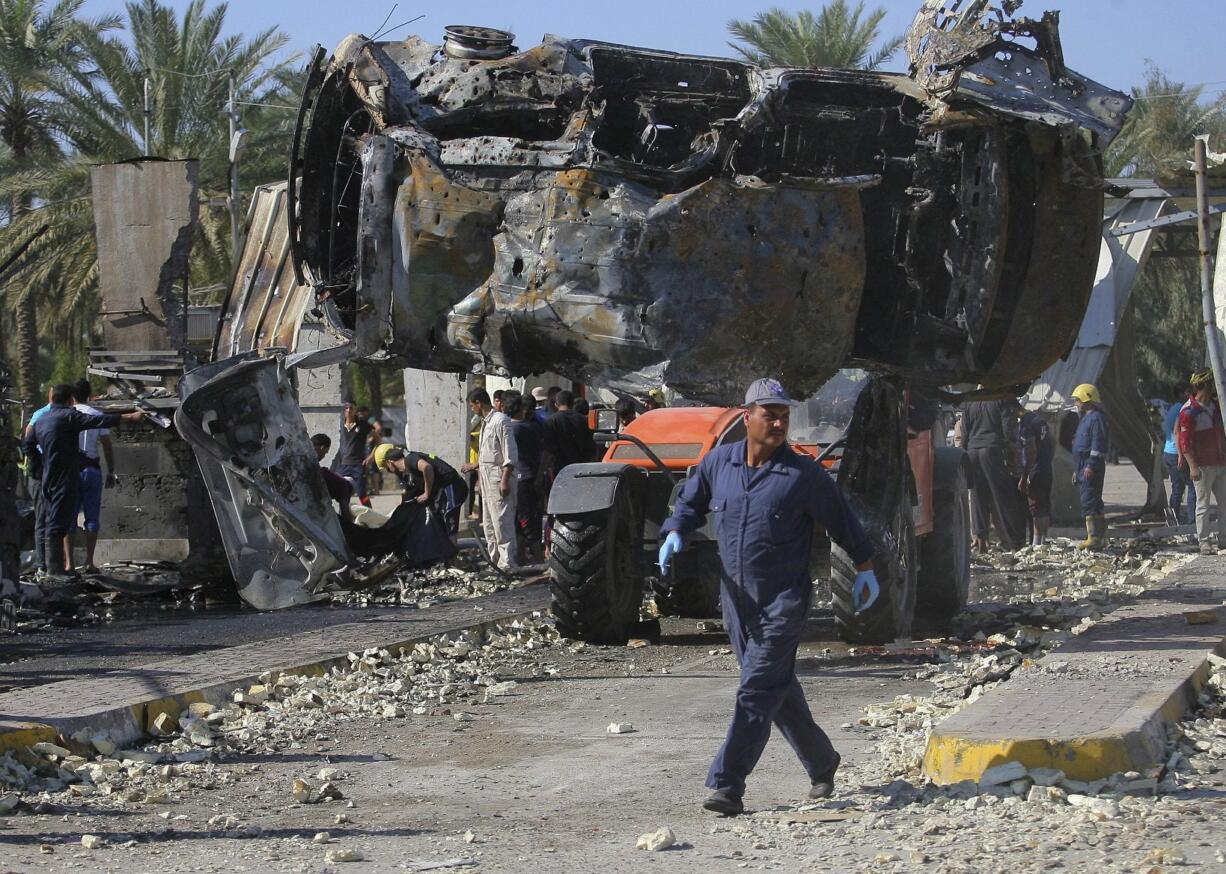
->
[652, 542, 721, 618]
[915, 447, 971, 634]
[832, 492, 917, 644]
[549, 485, 643, 644]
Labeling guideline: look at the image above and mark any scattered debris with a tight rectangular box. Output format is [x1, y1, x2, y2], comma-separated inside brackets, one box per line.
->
[636, 826, 676, 852]
[324, 846, 364, 863]
[607, 723, 635, 735]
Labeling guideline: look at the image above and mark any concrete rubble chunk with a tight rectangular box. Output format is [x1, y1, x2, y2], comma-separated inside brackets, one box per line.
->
[319, 782, 344, 800]
[30, 742, 71, 759]
[89, 735, 117, 757]
[1028, 768, 1065, 787]
[607, 723, 635, 735]
[1026, 785, 1067, 804]
[292, 778, 312, 803]
[635, 827, 676, 852]
[0, 793, 19, 813]
[1143, 848, 1187, 866]
[151, 712, 177, 736]
[977, 761, 1027, 788]
[313, 831, 331, 844]
[80, 834, 104, 849]
[325, 847, 364, 863]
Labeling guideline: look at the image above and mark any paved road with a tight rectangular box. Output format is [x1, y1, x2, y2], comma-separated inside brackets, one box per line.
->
[0, 617, 940, 872]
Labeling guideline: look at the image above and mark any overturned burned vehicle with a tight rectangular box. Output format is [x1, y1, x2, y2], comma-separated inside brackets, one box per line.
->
[179, 1, 1131, 613]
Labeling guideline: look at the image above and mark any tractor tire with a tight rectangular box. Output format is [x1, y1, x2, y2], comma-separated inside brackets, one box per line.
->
[549, 485, 643, 644]
[652, 542, 721, 618]
[832, 492, 917, 644]
[915, 447, 971, 634]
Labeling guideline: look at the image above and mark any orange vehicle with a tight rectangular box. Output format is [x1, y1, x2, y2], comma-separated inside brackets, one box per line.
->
[546, 374, 970, 645]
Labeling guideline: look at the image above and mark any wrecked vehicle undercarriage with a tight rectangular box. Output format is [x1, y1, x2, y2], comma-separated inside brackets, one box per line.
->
[179, 1, 1132, 609]
[288, 0, 1129, 400]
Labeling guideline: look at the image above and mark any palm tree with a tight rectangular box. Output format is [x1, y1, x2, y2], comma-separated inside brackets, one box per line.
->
[0, 0, 296, 400]
[728, 1, 903, 70]
[1106, 67, 1226, 397]
[0, 0, 119, 402]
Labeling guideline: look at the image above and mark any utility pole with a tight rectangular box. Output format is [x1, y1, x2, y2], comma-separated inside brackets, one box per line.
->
[1195, 136, 1226, 404]
[143, 76, 152, 156]
[227, 71, 242, 263]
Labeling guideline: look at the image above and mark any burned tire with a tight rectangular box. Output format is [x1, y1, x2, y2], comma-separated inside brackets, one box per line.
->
[915, 447, 971, 634]
[549, 485, 643, 644]
[832, 492, 917, 644]
[652, 542, 721, 618]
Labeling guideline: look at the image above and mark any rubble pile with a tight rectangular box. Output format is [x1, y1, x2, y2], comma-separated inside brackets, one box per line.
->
[0, 614, 561, 810]
[10, 562, 202, 631]
[330, 560, 510, 608]
[854, 548, 1188, 783]
[713, 640, 1226, 872]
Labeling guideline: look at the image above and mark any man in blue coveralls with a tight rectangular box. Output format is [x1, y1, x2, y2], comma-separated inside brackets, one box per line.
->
[1071, 383, 1110, 550]
[21, 384, 141, 576]
[658, 378, 881, 816]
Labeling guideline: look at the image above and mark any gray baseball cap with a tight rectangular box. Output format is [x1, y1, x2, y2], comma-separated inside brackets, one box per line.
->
[744, 377, 799, 407]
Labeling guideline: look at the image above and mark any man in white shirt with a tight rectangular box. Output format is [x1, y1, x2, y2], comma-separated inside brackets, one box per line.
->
[461, 388, 519, 570]
[70, 378, 115, 572]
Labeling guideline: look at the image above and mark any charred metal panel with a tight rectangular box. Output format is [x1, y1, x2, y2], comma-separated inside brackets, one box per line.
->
[90, 160, 198, 353]
[288, 2, 1130, 404]
[907, 1, 1130, 143]
[216, 182, 318, 358]
[177, 354, 349, 609]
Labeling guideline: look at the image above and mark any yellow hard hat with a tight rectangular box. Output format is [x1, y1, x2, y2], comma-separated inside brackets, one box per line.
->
[1071, 384, 1100, 405]
[1190, 368, 1215, 389]
[373, 442, 400, 471]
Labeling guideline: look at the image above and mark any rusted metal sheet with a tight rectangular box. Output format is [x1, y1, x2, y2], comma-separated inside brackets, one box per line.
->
[288, 1, 1131, 404]
[90, 160, 198, 353]
[215, 182, 319, 358]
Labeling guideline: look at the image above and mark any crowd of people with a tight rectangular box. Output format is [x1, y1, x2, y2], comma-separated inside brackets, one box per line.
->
[961, 369, 1226, 556]
[320, 385, 631, 570]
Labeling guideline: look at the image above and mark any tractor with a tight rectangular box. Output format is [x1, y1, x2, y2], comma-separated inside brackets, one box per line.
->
[546, 372, 970, 645]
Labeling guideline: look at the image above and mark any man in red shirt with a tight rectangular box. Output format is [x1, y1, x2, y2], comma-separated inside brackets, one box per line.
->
[1176, 369, 1226, 555]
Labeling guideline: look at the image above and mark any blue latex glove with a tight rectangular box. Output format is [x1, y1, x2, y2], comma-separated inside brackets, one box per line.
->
[658, 531, 683, 575]
[852, 570, 880, 613]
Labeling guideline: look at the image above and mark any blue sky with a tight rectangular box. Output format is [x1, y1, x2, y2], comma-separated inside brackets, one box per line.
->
[79, 1, 1226, 100]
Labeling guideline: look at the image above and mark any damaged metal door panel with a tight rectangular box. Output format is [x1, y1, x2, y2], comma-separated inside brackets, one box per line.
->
[906, 0, 1131, 142]
[285, 1, 1130, 405]
[176, 354, 350, 609]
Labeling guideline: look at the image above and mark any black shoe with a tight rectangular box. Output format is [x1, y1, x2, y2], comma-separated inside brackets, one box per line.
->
[702, 789, 744, 816]
[809, 753, 841, 800]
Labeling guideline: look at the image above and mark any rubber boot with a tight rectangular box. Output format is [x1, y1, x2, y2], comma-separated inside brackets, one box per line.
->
[1077, 515, 1105, 550]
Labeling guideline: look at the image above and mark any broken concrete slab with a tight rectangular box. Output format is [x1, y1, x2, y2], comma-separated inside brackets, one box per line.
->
[923, 555, 1226, 784]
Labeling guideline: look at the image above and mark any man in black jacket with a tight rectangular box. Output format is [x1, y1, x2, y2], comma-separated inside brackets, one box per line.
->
[22, 385, 141, 575]
[962, 398, 1027, 551]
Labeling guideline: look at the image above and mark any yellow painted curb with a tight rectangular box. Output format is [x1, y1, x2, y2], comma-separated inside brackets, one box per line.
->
[923, 649, 1220, 784]
[0, 608, 542, 753]
[0, 722, 59, 756]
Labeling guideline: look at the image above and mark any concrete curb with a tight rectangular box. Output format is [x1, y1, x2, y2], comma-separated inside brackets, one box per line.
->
[0, 585, 551, 757]
[923, 556, 1226, 785]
